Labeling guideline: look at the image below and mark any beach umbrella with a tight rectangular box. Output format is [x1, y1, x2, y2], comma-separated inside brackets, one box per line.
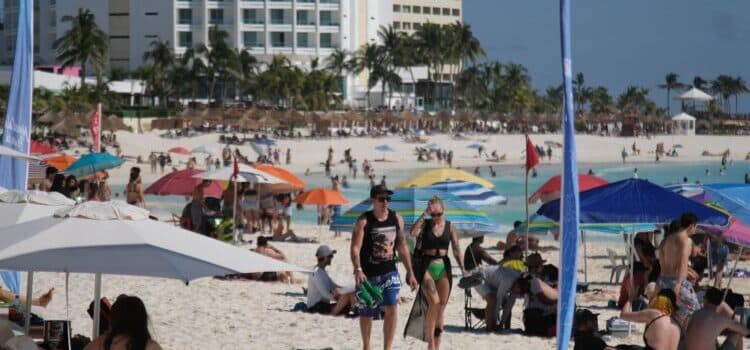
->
[330, 188, 498, 236]
[194, 163, 284, 184]
[295, 188, 348, 206]
[29, 140, 56, 155]
[0, 145, 40, 162]
[144, 168, 223, 198]
[423, 180, 507, 206]
[35, 111, 58, 124]
[538, 178, 728, 226]
[253, 163, 305, 191]
[425, 143, 441, 151]
[64, 153, 124, 178]
[528, 174, 608, 204]
[252, 138, 277, 147]
[42, 154, 76, 171]
[101, 115, 128, 131]
[700, 184, 750, 226]
[375, 145, 395, 152]
[467, 143, 482, 149]
[396, 168, 494, 189]
[0, 201, 308, 336]
[168, 146, 191, 155]
[191, 144, 222, 155]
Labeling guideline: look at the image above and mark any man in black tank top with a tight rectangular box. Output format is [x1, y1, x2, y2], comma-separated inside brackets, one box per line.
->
[351, 185, 417, 350]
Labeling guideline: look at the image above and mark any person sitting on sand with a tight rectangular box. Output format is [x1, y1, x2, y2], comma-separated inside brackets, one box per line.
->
[84, 295, 163, 350]
[573, 309, 613, 350]
[253, 236, 294, 283]
[619, 289, 682, 350]
[685, 287, 749, 350]
[307, 245, 356, 316]
[464, 236, 497, 272]
[498, 221, 540, 252]
[523, 261, 559, 337]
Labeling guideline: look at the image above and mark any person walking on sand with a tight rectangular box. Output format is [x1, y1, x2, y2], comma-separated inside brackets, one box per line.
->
[351, 185, 418, 350]
[621, 147, 628, 164]
[546, 146, 552, 161]
[406, 196, 467, 349]
[148, 153, 157, 174]
[658, 213, 701, 328]
[286, 148, 291, 165]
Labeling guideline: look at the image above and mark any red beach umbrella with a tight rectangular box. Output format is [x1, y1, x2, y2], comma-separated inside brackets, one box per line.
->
[168, 146, 191, 155]
[528, 174, 608, 204]
[145, 168, 223, 198]
[30, 140, 56, 154]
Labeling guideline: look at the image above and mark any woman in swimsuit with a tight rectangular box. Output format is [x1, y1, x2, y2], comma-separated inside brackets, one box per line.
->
[620, 288, 681, 350]
[124, 172, 145, 208]
[408, 196, 467, 350]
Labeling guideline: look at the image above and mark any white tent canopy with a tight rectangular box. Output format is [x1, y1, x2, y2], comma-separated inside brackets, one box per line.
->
[677, 87, 714, 101]
[671, 113, 696, 136]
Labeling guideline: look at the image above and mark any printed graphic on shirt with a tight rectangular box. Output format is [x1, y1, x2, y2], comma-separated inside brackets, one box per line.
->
[369, 225, 397, 264]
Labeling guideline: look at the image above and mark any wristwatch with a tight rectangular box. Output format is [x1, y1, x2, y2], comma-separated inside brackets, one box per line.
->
[354, 267, 363, 274]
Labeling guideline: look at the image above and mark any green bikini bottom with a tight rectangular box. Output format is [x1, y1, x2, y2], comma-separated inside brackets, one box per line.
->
[427, 260, 446, 280]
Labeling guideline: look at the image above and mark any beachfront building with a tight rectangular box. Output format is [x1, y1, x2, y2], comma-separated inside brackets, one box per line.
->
[0, 0, 461, 110]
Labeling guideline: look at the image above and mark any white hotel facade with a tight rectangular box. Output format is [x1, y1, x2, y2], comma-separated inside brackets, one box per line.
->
[2, 0, 462, 109]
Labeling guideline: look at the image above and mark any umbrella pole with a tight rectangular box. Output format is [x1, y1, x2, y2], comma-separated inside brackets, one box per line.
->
[628, 225, 635, 338]
[24, 271, 33, 334]
[232, 177, 238, 243]
[93, 273, 102, 338]
[582, 230, 588, 284]
[524, 170, 529, 258]
[723, 247, 743, 300]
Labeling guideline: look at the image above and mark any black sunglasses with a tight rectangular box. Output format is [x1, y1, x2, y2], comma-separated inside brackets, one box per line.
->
[432, 213, 444, 217]
[375, 196, 391, 203]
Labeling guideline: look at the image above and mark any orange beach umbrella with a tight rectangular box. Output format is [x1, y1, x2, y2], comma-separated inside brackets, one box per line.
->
[43, 154, 77, 171]
[253, 163, 305, 190]
[295, 188, 348, 206]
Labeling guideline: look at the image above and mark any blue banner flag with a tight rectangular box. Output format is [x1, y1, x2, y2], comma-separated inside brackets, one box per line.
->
[0, 0, 34, 294]
[557, 0, 580, 348]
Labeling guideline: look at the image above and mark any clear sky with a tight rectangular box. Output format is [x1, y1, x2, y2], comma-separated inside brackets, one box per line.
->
[464, 0, 750, 113]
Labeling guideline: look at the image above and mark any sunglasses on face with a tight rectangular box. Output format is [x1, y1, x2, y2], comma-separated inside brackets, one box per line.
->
[375, 196, 391, 203]
[432, 213, 444, 217]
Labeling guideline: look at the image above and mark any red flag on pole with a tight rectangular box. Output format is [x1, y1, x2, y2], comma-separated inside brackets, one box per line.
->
[90, 103, 101, 153]
[525, 134, 539, 173]
[233, 156, 239, 179]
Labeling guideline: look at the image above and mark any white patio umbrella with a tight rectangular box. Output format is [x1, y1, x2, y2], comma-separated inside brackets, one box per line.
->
[676, 87, 714, 102]
[0, 145, 41, 162]
[0, 190, 75, 331]
[0, 201, 307, 336]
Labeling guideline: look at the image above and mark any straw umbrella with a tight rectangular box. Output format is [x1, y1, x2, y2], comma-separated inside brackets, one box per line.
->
[35, 110, 58, 125]
[102, 115, 128, 131]
[50, 119, 80, 137]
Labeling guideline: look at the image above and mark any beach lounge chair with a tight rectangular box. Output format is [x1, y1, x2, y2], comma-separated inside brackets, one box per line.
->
[463, 288, 486, 330]
[607, 248, 628, 284]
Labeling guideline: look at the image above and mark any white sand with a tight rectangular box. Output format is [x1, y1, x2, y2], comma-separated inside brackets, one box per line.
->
[28, 226, 750, 349]
[28, 131, 750, 348]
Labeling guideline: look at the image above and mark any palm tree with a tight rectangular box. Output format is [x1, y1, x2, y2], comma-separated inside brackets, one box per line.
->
[693, 76, 707, 90]
[449, 21, 485, 74]
[175, 47, 206, 105]
[573, 73, 589, 115]
[53, 8, 108, 88]
[350, 43, 382, 109]
[413, 23, 444, 81]
[589, 86, 613, 114]
[617, 86, 651, 114]
[657, 73, 684, 116]
[711, 75, 735, 113]
[142, 40, 175, 106]
[194, 26, 234, 105]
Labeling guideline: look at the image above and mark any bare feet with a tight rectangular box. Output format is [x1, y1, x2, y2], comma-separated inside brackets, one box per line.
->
[34, 288, 54, 308]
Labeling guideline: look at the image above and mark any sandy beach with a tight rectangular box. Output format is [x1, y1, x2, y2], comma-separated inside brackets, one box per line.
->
[26, 131, 750, 349]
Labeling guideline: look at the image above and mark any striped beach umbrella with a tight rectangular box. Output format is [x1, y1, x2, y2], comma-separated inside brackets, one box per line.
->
[423, 180, 507, 206]
[330, 188, 497, 237]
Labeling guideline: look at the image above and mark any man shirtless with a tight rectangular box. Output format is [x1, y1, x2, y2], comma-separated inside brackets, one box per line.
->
[658, 213, 700, 325]
[685, 287, 749, 350]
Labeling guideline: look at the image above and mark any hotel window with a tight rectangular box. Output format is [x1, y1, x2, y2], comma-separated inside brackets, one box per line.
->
[413, 6, 421, 14]
[413, 22, 421, 29]
[442, 8, 449, 16]
[432, 7, 440, 15]
[402, 5, 410, 13]
[209, 9, 223, 24]
[297, 11, 313, 25]
[178, 31, 193, 47]
[271, 32, 289, 47]
[243, 32, 261, 47]
[442, 74, 451, 81]
[402, 22, 411, 30]
[297, 33, 311, 48]
[178, 9, 192, 25]
[319, 11, 336, 25]
[452, 9, 460, 16]
[392, 21, 401, 30]
[270, 9, 286, 24]
[243, 9, 262, 24]
[319, 33, 333, 48]
[393, 5, 400, 12]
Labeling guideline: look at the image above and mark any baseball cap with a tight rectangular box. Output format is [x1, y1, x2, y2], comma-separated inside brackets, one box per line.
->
[574, 309, 599, 324]
[370, 184, 393, 198]
[315, 245, 337, 258]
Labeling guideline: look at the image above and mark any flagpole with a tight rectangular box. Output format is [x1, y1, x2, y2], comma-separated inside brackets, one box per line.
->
[524, 168, 530, 258]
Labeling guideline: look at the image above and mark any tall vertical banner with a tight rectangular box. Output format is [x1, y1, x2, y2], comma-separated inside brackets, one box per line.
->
[90, 103, 102, 152]
[0, 0, 34, 295]
[556, 0, 580, 348]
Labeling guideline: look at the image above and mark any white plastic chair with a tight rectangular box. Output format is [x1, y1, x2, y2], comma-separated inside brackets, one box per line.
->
[607, 248, 629, 284]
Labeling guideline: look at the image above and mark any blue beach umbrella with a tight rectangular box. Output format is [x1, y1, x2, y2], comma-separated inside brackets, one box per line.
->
[375, 144, 395, 152]
[64, 153, 124, 178]
[701, 184, 750, 225]
[423, 180, 507, 206]
[253, 138, 277, 146]
[425, 143, 441, 150]
[467, 143, 482, 149]
[538, 178, 728, 226]
[330, 188, 497, 237]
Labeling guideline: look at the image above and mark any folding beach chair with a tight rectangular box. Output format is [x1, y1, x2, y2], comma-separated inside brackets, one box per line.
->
[464, 288, 486, 330]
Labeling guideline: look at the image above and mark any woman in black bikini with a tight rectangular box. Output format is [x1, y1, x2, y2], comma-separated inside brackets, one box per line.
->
[620, 288, 681, 350]
[405, 196, 467, 350]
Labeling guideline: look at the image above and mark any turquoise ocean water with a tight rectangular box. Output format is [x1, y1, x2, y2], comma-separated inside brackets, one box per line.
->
[131, 160, 749, 240]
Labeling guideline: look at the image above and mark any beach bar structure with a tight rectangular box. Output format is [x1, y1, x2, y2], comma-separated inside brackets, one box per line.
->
[671, 112, 696, 136]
